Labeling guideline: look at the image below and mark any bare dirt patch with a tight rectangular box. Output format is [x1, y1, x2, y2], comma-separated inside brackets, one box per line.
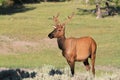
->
[0, 35, 57, 54]
[96, 65, 120, 72]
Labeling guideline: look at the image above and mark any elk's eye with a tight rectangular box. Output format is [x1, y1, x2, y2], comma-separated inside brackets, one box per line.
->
[58, 30, 61, 31]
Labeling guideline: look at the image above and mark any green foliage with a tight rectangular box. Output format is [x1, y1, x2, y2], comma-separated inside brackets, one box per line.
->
[41, 0, 71, 2]
[0, 0, 3, 2]
[1, 0, 41, 7]
[112, 0, 120, 6]
[13, 0, 41, 4]
[1, 0, 14, 8]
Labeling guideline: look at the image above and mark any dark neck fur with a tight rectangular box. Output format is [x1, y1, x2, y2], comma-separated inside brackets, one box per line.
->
[57, 36, 66, 51]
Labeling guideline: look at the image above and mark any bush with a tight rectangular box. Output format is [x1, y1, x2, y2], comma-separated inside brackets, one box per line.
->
[0, 0, 3, 3]
[2, 0, 14, 8]
[1, 0, 41, 8]
[13, 0, 41, 4]
[41, 0, 71, 2]
[2, 0, 41, 5]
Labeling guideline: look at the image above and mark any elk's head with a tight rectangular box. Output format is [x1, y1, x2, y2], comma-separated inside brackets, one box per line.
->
[48, 13, 74, 39]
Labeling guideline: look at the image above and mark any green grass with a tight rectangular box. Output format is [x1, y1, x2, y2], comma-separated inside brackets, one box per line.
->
[0, 2, 120, 70]
[0, 50, 66, 68]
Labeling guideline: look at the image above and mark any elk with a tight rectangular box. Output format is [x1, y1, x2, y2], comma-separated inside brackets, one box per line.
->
[48, 13, 97, 76]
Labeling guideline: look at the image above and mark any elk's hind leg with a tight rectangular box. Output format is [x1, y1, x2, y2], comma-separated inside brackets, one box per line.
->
[83, 59, 90, 71]
[91, 54, 96, 76]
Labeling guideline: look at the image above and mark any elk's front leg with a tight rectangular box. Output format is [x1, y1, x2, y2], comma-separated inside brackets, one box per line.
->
[67, 59, 75, 76]
[64, 51, 75, 76]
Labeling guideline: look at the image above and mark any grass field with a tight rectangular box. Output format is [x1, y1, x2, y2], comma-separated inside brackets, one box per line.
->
[0, 1, 120, 79]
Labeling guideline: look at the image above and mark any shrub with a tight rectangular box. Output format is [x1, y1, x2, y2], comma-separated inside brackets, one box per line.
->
[0, 0, 4, 3]
[2, 0, 14, 8]
[1, 0, 41, 8]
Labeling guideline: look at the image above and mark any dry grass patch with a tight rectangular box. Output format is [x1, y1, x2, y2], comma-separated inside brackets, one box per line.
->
[22, 65, 120, 80]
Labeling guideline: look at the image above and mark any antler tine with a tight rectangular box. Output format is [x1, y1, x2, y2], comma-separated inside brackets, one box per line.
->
[53, 13, 60, 25]
[63, 12, 75, 26]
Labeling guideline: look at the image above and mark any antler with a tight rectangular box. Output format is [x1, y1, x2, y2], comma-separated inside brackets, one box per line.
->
[53, 13, 60, 25]
[62, 12, 75, 26]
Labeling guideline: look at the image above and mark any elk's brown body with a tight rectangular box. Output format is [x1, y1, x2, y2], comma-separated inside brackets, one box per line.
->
[48, 13, 97, 76]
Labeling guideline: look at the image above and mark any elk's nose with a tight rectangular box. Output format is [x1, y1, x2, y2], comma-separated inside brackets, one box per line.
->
[48, 33, 54, 39]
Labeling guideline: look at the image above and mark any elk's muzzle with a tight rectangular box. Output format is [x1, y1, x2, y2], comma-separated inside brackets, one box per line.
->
[48, 33, 54, 39]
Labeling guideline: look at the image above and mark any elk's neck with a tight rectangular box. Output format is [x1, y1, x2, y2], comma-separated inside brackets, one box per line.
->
[57, 36, 66, 51]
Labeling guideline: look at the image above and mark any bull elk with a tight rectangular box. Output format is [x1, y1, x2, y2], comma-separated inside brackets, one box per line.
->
[48, 13, 97, 76]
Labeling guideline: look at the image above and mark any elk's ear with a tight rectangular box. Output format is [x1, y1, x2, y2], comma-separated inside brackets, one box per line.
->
[60, 26, 63, 29]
